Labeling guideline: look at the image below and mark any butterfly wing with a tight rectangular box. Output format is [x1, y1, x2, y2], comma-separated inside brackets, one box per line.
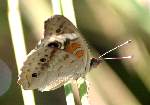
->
[18, 15, 91, 91]
[18, 44, 84, 91]
[44, 15, 77, 37]
[44, 15, 91, 72]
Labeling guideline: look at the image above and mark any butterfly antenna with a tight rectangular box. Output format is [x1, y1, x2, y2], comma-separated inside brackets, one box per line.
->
[90, 40, 132, 68]
[98, 40, 132, 59]
[103, 56, 132, 60]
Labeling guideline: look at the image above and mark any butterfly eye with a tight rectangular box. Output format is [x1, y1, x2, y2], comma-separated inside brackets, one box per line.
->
[32, 73, 38, 78]
[47, 41, 62, 49]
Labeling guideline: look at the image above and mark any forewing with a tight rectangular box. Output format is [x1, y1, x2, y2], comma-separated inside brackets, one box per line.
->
[44, 15, 77, 37]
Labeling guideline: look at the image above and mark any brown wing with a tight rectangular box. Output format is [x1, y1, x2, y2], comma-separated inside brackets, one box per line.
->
[44, 15, 77, 37]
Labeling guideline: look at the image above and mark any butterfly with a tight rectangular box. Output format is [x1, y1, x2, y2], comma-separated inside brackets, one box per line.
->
[17, 15, 94, 91]
[17, 15, 131, 91]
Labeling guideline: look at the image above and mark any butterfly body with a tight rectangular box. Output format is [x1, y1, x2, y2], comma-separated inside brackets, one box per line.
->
[18, 15, 91, 91]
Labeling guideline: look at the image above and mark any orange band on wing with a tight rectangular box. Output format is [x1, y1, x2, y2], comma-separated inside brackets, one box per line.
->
[75, 50, 84, 58]
[65, 42, 81, 53]
[65, 42, 84, 59]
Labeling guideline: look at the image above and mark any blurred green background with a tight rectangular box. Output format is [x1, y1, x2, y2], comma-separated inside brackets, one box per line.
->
[0, 0, 150, 105]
